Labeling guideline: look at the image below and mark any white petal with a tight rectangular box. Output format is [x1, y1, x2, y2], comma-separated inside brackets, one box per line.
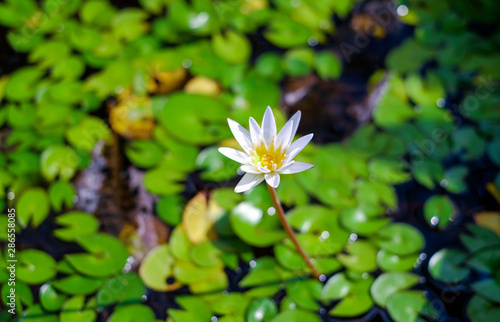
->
[261, 106, 276, 149]
[265, 172, 280, 188]
[257, 166, 271, 173]
[240, 164, 261, 174]
[218, 147, 250, 164]
[249, 117, 262, 147]
[234, 173, 265, 193]
[287, 110, 301, 146]
[278, 161, 314, 174]
[276, 160, 295, 172]
[275, 119, 294, 150]
[228, 118, 253, 153]
[285, 133, 313, 162]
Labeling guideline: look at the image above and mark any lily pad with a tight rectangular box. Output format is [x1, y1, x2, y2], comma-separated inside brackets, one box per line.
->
[159, 93, 228, 145]
[48, 181, 76, 212]
[139, 244, 178, 292]
[386, 291, 438, 322]
[230, 202, 286, 247]
[53, 211, 99, 242]
[16, 187, 50, 228]
[375, 223, 424, 256]
[40, 145, 80, 182]
[423, 195, 455, 229]
[97, 273, 145, 307]
[17, 249, 57, 285]
[337, 241, 377, 273]
[65, 234, 129, 278]
[39, 283, 67, 311]
[428, 248, 470, 284]
[247, 298, 278, 322]
[52, 275, 105, 295]
[370, 272, 420, 308]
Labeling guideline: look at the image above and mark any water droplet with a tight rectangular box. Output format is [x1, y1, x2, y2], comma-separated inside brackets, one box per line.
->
[319, 308, 326, 314]
[211, 317, 218, 322]
[440, 179, 448, 188]
[182, 59, 192, 68]
[430, 216, 439, 226]
[436, 98, 446, 107]
[320, 231, 330, 240]
[396, 5, 409, 16]
[267, 207, 276, 216]
[7, 192, 15, 200]
[362, 273, 369, 279]
[419, 253, 427, 260]
[319, 274, 326, 282]
[255, 310, 264, 319]
[308, 36, 318, 46]
[349, 233, 358, 242]
[249, 260, 257, 268]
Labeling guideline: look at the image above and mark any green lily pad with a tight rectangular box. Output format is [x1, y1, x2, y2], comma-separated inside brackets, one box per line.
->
[169, 296, 213, 322]
[386, 291, 438, 322]
[29, 41, 70, 69]
[239, 257, 282, 288]
[255, 53, 285, 81]
[144, 165, 185, 195]
[17, 249, 57, 285]
[460, 224, 500, 253]
[443, 166, 468, 194]
[1, 281, 32, 314]
[125, 140, 163, 169]
[337, 241, 377, 273]
[159, 93, 228, 145]
[66, 117, 111, 153]
[428, 248, 470, 284]
[264, 15, 310, 48]
[376, 249, 419, 272]
[16, 187, 50, 228]
[322, 272, 374, 317]
[370, 272, 420, 308]
[468, 247, 500, 275]
[5, 66, 44, 102]
[59, 295, 97, 322]
[211, 293, 251, 315]
[314, 51, 342, 80]
[39, 283, 67, 312]
[40, 145, 80, 182]
[368, 158, 411, 184]
[52, 275, 105, 295]
[467, 295, 500, 321]
[230, 202, 286, 247]
[48, 181, 76, 212]
[375, 223, 424, 256]
[247, 298, 278, 322]
[19, 304, 58, 322]
[191, 241, 223, 267]
[139, 244, 176, 292]
[212, 30, 251, 64]
[66, 234, 129, 278]
[285, 279, 322, 310]
[472, 278, 500, 303]
[53, 211, 99, 242]
[270, 309, 321, 322]
[7, 103, 36, 128]
[423, 195, 456, 229]
[340, 207, 391, 236]
[274, 242, 306, 271]
[97, 273, 145, 307]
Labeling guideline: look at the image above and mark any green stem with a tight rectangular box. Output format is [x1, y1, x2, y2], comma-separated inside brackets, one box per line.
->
[267, 184, 320, 279]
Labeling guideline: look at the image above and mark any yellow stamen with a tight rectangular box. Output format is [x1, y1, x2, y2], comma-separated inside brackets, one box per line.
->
[252, 141, 286, 171]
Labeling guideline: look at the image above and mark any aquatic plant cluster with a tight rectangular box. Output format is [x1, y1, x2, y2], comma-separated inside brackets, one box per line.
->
[0, 0, 499, 321]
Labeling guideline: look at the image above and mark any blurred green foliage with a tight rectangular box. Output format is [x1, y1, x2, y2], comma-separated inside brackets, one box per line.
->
[0, 0, 499, 321]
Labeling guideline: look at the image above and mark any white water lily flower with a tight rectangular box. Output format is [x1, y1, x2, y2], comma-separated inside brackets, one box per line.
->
[219, 106, 314, 193]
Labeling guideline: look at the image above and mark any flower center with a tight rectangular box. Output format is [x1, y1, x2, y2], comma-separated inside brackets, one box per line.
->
[252, 142, 286, 171]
